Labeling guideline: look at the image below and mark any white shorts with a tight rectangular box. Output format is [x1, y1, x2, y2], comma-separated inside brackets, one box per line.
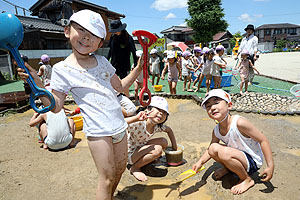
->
[44, 133, 73, 150]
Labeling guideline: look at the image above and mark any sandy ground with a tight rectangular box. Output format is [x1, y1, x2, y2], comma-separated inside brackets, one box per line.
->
[225, 51, 300, 83]
[1, 99, 300, 200]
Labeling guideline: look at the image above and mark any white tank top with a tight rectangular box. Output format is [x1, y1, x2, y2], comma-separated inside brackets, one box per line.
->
[213, 115, 263, 168]
[46, 110, 70, 143]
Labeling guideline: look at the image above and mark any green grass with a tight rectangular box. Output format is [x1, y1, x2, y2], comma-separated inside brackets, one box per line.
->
[0, 73, 297, 98]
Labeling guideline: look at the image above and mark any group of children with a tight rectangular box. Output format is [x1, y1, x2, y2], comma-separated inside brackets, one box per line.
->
[17, 9, 274, 199]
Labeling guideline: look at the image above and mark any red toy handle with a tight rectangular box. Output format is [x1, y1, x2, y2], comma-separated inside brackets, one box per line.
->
[132, 30, 158, 106]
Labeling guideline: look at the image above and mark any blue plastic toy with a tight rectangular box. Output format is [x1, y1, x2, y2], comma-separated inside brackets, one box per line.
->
[0, 13, 55, 113]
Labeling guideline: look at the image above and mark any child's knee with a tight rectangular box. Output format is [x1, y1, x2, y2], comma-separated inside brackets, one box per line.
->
[153, 145, 164, 157]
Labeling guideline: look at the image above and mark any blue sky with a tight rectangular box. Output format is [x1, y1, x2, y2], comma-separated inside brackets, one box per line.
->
[1, 0, 300, 37]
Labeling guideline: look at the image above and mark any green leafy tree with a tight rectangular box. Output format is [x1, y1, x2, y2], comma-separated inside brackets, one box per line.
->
[186, 0, 228, 44]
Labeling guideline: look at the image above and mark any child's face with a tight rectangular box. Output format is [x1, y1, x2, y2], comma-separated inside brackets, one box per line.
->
[151, 54, 156, 58]
[241, 54, 248, 59]
[148, 107, 168, 124]
[65, 22, 103, 55]
[205, 97, 232, 121]
[168, 57, 175, 63]
[195, 52, 201, 57]
[208, 53, 214, 60]
[218, 50, 224, 56]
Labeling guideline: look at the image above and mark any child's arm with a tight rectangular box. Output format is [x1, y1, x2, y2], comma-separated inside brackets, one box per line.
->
[221, 57, 227, 65]
[194, 63, 203, 72]
[29, 112, 45, 127]
[176, 62, 182, 79]
[237, 117, 274, 181]
[161, 63, 168, 80]
[125, 110, 152, 124]
[192, 130, 220, 172]
[249, 61, 260, 74]
[234, 60, 242, 70]
[111, 57, 143, 93]
[17, 63, 65, 113]
[214, 61, 226, 69]
[163, 125, 177, 151]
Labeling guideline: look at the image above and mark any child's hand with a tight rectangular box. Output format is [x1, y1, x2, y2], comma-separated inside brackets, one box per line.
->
[17, 63, 43, 87]
[259, 166, 274, 182]
[161, 75, 165, 80]
[192, 160, 203, 173]
[136, 110, 154, 121]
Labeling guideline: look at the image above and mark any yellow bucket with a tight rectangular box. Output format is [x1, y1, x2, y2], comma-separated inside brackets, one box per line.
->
[72, 116, 83, 131]
[154, 85, 163, 92]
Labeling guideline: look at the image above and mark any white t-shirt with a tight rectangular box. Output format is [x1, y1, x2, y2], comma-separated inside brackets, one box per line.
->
[181, 58, 192, 76]
[211, 55, 224, 77]
[202, 59, 214, 76]
[39, 64, 52, 85]
[238, 34, 258, 56]
[150, 56, 160, 74]
[50, 55, 127, 137]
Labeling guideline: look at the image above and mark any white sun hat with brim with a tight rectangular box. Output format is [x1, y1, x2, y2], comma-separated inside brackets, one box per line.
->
[202, 47, 210, 54]
[182, 51, 192, 57]
[149, 96, 169, 114]
[69, 9, 106, 39]
[150, 49, 158, 54]
[136, 50, 143, 57]
[167, 51, 175, 59]
[216, 44, 225, 51]
[201, 89, 231, 109]
[241, 49, 250, 55]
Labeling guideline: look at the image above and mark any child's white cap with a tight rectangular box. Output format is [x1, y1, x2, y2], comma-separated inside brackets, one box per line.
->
[69, 9, 106, 39]
[164, 50, 168, 54]
[194, 47, 202, 53]
[182, 51, 191, 57]
[216, 45, 225, 51]
[150, 49, 158, 54]
[167, 51, 175, 59]
[201, 89, 231, 109]
[202, 47, 210, 54]
[136, 50, 143, 57]
[241, 49, 250, 55]
[149, 96, 169, 114]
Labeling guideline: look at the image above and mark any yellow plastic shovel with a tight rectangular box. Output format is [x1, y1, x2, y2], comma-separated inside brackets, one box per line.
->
[176, 166, 205, 182]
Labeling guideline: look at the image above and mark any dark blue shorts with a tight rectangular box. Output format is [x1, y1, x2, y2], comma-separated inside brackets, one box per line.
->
[244, 152, 259, 175]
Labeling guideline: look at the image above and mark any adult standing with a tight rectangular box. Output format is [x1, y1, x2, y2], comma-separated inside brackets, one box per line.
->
[236, 24, 258, 85]
[108, 19, 138, 79]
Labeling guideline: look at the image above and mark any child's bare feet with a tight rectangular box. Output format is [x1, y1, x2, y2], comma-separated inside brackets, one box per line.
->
[130, 166, 148, 182]
[240, 91, 244, 95]
[43, 144, 48, 149]
[183, 88, 186, 91]
[213, 167, 230, 180]
[231, 177, 254, 194]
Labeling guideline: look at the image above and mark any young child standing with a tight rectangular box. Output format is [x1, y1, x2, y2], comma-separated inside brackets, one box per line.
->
[133, 50, 143, 104]
[235, 50, 260, 94]
[161, 51, 181, 94]
[181, 51, 194, 92]
[149, 49, 161, 85]
[212, 45, 227, 89]
[38, 54, 52, 87]
[18, 10, 143, 200]
[191, 47, 204, 89]
[192, 89, 274, 195]
[125, 96, 178, 182]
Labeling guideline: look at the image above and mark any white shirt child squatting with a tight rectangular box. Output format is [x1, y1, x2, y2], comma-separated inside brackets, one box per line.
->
[50, 55, 127, 137]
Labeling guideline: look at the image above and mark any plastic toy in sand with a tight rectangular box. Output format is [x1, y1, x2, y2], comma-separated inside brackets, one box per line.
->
[290, 84, 300, 98]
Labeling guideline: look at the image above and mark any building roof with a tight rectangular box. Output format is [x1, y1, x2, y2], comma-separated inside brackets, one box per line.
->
[161, 26, 188, 34]
[212, 31, 232, 41]
[29, 0, 125, 18]
[256, 23, 300, 30]
[17, 15, 64, 32]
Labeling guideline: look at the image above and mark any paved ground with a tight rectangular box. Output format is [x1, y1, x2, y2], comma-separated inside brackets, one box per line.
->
[225, 51, 300, 83]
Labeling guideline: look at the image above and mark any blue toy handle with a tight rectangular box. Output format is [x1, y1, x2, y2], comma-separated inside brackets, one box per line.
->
[9, 47, 55, 113]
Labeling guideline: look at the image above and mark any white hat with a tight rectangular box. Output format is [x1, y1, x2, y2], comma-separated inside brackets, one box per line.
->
[182, 51, 191, 57]
[167, 51, 175, 59]
[201, 89, 231, 109]
[202, 47, 210, 54]
[69, 9, 106, 39]
[150, 49, 158, 54]
[216, 45, 225, 51]
[149, 96, 169, 114]
[163, 50, 168, 54]
[136, 50, 143, 57]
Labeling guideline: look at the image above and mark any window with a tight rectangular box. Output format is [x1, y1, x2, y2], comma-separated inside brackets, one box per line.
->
[274, 29, 282, 34]
[265, 29, 271, 35]
[288, 28, 297, 35]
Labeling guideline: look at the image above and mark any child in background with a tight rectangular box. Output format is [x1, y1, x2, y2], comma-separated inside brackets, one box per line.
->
[235, 50, 260, 95]
[196, 48, 214, 94]
[18, 10, 143, 200]
[181, 51, 194, 92]
[176, 51, 183, 81]
[191, 47, 204, 89]
[162, 50, 168, 68]
[194, 47, 209, 92]
[161, 51, 181, 94]
[38, 54, 52, 87]
[149, 49, 161, 85]
[29, 109, 76, 150]
[192, 89, 274, 195]
[133, 50, 143, 104]
[212, 45, 227, 89]
[126, 96, 178, 182]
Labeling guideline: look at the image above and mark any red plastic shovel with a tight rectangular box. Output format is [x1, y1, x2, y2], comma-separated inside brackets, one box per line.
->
[132, 30, 158, 106]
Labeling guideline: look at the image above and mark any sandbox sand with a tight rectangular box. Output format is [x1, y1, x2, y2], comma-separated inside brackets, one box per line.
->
[1, 99, 300, 200]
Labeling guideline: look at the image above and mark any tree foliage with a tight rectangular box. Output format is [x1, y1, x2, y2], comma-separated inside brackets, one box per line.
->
[229, 31, 242, 48]
[186, 0, 228, 44]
